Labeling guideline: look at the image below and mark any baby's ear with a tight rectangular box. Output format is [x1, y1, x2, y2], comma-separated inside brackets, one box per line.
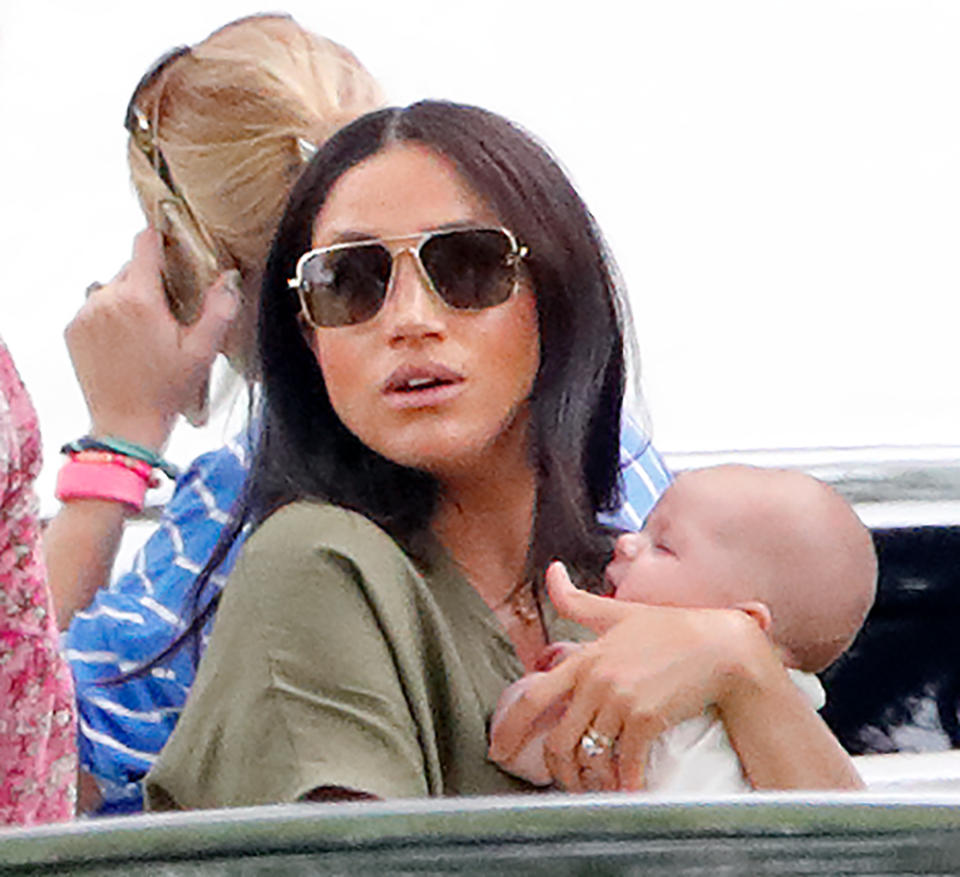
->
[731, 600, 773, 635]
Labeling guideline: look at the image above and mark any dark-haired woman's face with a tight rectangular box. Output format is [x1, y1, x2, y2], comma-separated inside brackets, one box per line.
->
[305, 143, 540, 478]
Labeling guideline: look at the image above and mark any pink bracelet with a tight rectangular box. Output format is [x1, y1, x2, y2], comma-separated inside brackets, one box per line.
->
[55, 459, 148, 511]
[67, 449, 157, 484]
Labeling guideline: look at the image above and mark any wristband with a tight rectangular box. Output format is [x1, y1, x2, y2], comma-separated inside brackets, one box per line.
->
[55, 460, 148, 512]
[60, 435, 179, 479]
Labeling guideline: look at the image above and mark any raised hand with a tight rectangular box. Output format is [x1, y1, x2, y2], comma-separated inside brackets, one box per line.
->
[64, 228, 240, 448]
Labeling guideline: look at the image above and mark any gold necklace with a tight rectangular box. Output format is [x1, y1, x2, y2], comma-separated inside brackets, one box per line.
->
[494, 581, 540, 626]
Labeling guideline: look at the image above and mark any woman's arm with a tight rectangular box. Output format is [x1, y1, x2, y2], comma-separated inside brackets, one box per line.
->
[489, 563, 861, 793]
[45, 499, 131, 630]
[46, 229, 238, 628]
[66, 444, 247, 814]
[716, 631, 862, 790]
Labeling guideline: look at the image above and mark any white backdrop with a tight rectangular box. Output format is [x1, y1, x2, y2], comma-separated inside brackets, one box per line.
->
[2, 1, 960, 513]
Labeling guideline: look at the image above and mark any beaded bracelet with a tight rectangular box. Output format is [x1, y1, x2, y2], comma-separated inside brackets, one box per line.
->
[55, 459, 149, 512]
[66, 449, 159, 486]
[60, 435, 180, 479]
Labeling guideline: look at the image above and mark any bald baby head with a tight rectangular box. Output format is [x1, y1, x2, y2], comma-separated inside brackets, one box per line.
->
[607, 465, 877, 673]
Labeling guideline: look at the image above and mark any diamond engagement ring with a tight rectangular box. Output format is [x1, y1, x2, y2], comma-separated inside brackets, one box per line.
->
[579, 727, 615, 758]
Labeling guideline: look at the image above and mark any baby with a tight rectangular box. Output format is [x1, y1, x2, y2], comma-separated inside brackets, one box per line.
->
[491, 464, 878, 792]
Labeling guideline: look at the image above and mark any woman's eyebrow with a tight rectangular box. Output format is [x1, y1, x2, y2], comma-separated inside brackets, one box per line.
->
[321, 229, 382, 245]
[320, 219, 491, 245]
[433, 219, 488, 231]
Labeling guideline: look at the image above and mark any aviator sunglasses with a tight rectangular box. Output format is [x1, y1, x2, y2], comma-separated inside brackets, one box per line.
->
[288, 227, 529, 328]
[124, 45, 222, 326]
[124, 45, 190, 196]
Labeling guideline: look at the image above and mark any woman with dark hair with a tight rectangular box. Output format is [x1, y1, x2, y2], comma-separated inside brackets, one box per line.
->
[145, 101, 861, 808]
[56, 20, 662, 814]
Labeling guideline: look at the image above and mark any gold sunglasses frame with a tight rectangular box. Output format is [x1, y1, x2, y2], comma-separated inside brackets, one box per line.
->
[124, 47, 221, 326]
[288, 226, 529, 329]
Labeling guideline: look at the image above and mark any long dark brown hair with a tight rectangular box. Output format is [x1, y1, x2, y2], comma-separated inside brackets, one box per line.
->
[151, 100, 632, 668]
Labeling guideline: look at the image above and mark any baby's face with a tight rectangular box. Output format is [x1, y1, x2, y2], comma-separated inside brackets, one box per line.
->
[606, 474, 746, 609]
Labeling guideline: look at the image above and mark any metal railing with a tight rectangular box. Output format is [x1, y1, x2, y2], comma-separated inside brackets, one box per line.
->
[5, 792, 960, 875]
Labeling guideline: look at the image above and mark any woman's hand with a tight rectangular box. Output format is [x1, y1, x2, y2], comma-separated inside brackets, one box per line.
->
[64, 228, 239, 449]
[49, 230, 240, 627]
[489, 561, 860, 793]
[489, 561, 757, 791]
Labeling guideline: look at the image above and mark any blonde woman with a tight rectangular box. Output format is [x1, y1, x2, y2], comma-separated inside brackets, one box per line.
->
[44, 14, 385, 814]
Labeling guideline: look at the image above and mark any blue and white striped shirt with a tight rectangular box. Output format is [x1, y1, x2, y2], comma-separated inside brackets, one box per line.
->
[66, 421, 671, 813]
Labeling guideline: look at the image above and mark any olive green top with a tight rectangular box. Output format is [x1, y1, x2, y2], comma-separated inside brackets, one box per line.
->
[145, 501, 587, 810]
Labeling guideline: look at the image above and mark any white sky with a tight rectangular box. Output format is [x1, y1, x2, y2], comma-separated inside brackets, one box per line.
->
[2, 1, 960, 513]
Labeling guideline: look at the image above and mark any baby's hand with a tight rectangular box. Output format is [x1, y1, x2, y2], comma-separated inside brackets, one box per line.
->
[488, 627, 587, 785]
[489, 672, 552, 785]
[535, 640, 583, 671]
[488, 638, 585, 786]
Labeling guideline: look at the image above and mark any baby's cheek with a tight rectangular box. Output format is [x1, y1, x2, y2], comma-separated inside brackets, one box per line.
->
[608, 569, 649, 604]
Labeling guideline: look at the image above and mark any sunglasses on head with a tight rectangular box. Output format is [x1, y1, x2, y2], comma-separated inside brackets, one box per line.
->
[124, 46, 221, 327]
[288, 227, 529, 329]
[124, 46, 191, 196]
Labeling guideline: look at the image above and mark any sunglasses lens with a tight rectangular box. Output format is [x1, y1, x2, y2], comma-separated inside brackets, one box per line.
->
[421, 229, 518, 310]
[300, 244, 391, 327]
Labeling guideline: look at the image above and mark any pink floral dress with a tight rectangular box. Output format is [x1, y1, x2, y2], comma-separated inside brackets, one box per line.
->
[0, 337, 76, 824]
